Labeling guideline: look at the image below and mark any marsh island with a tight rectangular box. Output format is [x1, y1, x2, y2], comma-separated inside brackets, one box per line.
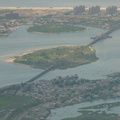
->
[27, 23, 86, 34]
[14, 46, 98, 69]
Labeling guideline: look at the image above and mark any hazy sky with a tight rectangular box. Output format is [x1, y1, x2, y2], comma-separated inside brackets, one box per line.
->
[0, 0, 119, 7]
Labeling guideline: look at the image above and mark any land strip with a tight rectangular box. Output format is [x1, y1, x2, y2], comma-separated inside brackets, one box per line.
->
[0, 5, 120, 37]
[1, 73, 120, 119]
[0, 7, 120, 11]
[13, 46, 98, 70]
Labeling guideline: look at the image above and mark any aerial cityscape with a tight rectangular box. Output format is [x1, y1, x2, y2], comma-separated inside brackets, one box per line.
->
[0, 0, 120, 120]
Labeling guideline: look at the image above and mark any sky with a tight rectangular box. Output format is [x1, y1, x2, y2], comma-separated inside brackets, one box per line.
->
[0, 0, 119, 7]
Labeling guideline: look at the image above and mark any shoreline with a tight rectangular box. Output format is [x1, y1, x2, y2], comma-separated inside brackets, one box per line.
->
[0, 7, 73, 10]
[0, 7, 120, 11]
[28, 25, 88, 35]
[5, 58, 15, 63]
[5, 45, 79, 63]
[7, 46, 98, 70]
[5, 50, 38, 63]
[5, 45, 97, 68]
[31, 29, 88, 34]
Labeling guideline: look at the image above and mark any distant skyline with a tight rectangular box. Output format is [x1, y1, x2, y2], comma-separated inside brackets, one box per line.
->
[0, 0, 119, 7]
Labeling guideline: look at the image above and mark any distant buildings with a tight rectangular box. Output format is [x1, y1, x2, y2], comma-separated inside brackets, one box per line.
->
[73, 5, 85, 14]
[73, 5, 100, 15]
[106, 6, 117, 14]
[5, 12, 19, 19]
[88, 6, 100, 15]
[73, 5, 118, 15]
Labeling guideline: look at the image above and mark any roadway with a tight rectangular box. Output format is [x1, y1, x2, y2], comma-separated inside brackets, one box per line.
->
[27, 25, 120, 83]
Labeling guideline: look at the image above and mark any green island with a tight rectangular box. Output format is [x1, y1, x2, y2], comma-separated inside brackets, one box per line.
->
[27, 23, 86, 34]
[13, 46, 98, 69]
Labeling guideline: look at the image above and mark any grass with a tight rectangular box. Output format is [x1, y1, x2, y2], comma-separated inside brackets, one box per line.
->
[0, 95, 41, 120]
[27, 23, 86, 33]
[0, 95, 40, 108]
[14, 46, 98, 69]
[0, 10, 14, 14]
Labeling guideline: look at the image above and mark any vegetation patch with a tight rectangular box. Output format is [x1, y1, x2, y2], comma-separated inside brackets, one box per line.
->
[14, 46, 98, 69]
[0, 95, 39, 108]
[27, 23, 86, 33]
[0, 10, 14, 15]
[0, 94, 41, 120]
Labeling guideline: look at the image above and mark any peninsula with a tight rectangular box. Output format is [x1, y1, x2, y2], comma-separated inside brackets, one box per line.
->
[13, 46, 98, 69]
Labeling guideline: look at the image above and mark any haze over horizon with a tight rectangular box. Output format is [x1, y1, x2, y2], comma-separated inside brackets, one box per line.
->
[0, 0, 119, 7]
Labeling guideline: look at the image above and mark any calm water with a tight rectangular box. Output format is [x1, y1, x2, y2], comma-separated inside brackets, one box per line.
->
[0, 0, 120, 7]
[0, 25, 120, 87]
[0, 0, 120, 119]
[48, 99, 120, 120]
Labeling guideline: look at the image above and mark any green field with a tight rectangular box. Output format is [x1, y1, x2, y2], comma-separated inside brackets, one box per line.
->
[0, 95, 39, 108]
[0, 10, 14, 15]
[14, 46, 98, 69]
[0, 94, 41, 120]
[27, 23, 86, 33]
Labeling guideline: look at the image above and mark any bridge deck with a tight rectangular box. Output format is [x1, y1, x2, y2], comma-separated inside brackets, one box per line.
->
[88, 25, 120, 46]
[27, 25, 120, 83]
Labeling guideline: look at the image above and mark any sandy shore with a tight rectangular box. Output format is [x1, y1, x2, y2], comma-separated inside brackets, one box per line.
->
[5, 58, 15, 63]
[5, 45, 81, 63]
[5, 50, 36, 63]
[0, 7, 120, 11]
[0, 7, 73, 10]
[32, 29, 87, 34]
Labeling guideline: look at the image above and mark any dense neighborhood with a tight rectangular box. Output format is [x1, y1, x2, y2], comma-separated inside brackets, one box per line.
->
[1, 73, 120, 120]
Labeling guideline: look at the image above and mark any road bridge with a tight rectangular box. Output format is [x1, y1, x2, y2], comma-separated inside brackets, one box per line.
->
[88, 25, 120, 46]
[27, 25, 120, 83]
[27, 65, 55, 82]
[27, 46, 86, 83]
[27, 60, 72, 82]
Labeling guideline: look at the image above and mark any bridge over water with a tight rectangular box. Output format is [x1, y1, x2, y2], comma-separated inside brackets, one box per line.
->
[27, 46, 85, 82]
[27, 25, 120, 83]
[27, 65, 55, 82]
[87, 25, 120, 46]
